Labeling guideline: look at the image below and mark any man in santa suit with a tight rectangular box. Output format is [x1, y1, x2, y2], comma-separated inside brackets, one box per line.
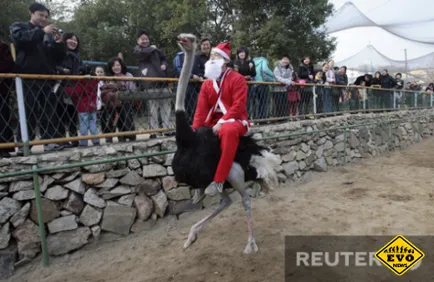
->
[191, 41, 250, 201]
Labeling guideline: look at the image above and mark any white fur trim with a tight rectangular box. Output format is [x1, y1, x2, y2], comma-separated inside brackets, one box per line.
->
[212, 47, 230, 60]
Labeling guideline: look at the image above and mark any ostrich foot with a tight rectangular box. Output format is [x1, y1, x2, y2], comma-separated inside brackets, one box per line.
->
[244, 238, 259, 254]
[183, 229, 197, 249]
[183, 192, 231, 250]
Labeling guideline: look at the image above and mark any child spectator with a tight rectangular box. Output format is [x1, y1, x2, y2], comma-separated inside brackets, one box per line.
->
[65, 77, 100, 146]
[287, 72, 302, 118]
[94, 66, 105, 112]
[314, 70, 325, 115]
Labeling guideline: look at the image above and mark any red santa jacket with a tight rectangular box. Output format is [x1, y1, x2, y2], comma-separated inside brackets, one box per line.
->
[192, 69, 250, 130]
[65, 79, 98, 113]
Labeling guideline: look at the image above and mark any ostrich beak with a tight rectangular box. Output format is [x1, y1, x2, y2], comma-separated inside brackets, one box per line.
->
[177, 36, 192, 47]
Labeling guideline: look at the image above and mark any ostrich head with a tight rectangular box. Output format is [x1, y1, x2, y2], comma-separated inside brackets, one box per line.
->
[177, 33, 197, 53]
[174, 33, 197, 113]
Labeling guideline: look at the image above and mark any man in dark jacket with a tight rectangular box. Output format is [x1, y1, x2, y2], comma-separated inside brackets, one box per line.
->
[353, 74, 372, 87]
[196, 38, 211, 75]
[173, 51, 204, 124]
[132, 30, 171, 136]
[0, 41, 15, 157]
[297, 57, 315, 117]
[334, 66, 348, 113]
[394, 72, 404, 108]
[233, 47, 256, 119]
[380, 69, 396, 109]
[9, 2, 66, 152]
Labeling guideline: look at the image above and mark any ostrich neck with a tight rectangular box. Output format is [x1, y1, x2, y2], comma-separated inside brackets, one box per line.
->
[175, 50, 195, 112]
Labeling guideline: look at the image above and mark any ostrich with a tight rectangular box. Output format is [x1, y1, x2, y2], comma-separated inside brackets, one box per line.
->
[172, 33, 281, 254]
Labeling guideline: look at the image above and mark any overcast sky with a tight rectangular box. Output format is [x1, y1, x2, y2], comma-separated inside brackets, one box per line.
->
[328, 0, 434, 62]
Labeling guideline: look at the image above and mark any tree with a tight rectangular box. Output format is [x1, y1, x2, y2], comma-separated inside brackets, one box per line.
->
[228, 0, 336, 64]
[0, 0, 35, 42]
[22, 0, 336, 67]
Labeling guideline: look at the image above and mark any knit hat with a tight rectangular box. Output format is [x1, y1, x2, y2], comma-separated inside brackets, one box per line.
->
[212, 42, 231, 60]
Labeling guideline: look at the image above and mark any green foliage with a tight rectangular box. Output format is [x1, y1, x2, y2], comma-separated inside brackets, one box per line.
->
[4, 0, 336, 67]
[0, 0, 35, 42]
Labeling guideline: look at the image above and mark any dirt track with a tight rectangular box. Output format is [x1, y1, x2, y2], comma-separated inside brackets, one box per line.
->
[8, 139, 434, 282]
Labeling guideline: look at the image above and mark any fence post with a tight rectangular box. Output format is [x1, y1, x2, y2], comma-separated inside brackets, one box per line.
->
[414, 92, 417, 108]
[15, 77, 30, 156]
[393, 91, 396, 109]
[313, 86, 317, 117]
[344, 127, 348, 164]
[363, 88, 366, 110]
[431, 93, 433, 107]
[32, 166, 49, 267]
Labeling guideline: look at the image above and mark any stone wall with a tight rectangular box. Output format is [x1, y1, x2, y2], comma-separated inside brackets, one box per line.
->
[0, 109, 433, 277]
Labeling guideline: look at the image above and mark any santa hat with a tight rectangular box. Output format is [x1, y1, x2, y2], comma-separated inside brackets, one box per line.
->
[212, 42, 231, 61]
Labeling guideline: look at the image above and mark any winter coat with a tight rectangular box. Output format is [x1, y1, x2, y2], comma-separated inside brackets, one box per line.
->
[59, 50, 84, 76]
[273, 64, 293, 92]
[394, 78, 404, 90]
[9, 21, 65, 74]
[132, 45, 169, 89]
[380, 74, 396, 89]
[325, 69, 336, 85]
[65, 79, 98, 113]
[173, 51, 204, 78]
[233, 47, 256, 80]
[335, 73, 348, 86]
[59, 50, 85, 104]
[253, 57, 275, 82]
[288, 79, 303, 102]
[353, 75, 372, 87]
[298, 62, 314, 83]
[0, 41, 14, 95]
[100, 73, 136, 111]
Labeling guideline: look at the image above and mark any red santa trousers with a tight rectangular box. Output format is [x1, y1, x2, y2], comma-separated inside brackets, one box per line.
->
[214, 121, 248, 183]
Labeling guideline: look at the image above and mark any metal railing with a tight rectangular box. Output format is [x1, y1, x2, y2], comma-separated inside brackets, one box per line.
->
[0, 73, 432, 156]
[0, 110, 430, 270]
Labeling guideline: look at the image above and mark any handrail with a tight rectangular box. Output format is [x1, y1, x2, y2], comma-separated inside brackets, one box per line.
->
[0, 73, 430, 93]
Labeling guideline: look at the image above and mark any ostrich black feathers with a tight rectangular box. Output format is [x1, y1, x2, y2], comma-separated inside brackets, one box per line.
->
[172, 110, 269, 189]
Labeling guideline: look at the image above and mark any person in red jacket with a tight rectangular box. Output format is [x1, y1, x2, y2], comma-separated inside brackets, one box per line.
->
[192, 41, 250, 197]
[65, 79, 100, 146]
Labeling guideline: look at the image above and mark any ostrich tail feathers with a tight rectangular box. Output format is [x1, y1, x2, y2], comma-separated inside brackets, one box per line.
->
[249, 149, 282, 193]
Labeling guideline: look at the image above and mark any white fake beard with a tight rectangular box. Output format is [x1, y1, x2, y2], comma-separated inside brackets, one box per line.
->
[204, 58, 225, 80]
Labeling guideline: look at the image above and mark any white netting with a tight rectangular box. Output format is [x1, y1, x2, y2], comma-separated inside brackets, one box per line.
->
[335, 44, 434, 72]
[323, 1, 434, 44]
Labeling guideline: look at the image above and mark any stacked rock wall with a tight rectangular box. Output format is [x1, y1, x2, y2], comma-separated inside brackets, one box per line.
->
[0, 110, 433, 277]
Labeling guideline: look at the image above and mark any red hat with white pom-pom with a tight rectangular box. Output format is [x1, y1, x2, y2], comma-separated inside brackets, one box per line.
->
[211, 42, 231, 61]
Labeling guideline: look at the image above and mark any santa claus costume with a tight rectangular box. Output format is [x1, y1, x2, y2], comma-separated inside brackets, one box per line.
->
[192, 42, 250, 196]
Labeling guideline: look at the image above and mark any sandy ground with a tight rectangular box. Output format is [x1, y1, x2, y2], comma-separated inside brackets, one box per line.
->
[7, 139, 434, 282]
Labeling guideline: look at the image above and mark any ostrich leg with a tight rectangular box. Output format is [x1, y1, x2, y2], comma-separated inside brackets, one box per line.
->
[183, 190, 232, 249]
[226, 162, 259, 254]
[192, 188, 205, 204]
